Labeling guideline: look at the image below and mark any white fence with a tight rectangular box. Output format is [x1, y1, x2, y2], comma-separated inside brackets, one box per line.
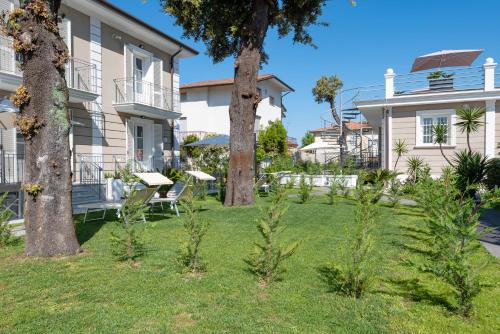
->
[279, 174, 358, 188]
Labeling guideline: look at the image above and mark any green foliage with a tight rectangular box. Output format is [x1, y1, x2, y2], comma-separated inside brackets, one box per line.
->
[193, 140, 229, 176]
[109, 189, 147, 262]
[413, 178, 499, 316]
[0, 193, 14, 247]
[285, 175, 296, 189]
[432, 123, 452, 165]
[387, 179, 402, 208]
[162, 0, 330, 63]
[326, 177, 338, 205]
[312, 75, 344, 106]
[195, 181, 208, 201]
[485, 158, 500, 190]
[180, 134, 201, 161]
[257, 120, 288, 161]
[264, 154, 295, 174]
[298, 174, 313, 204]
[177, 193, 210, 273]
[393, 139, 408, 169]
[115, 162, 141, 186]
[406, 156, 428, 185]
[245, 185, 300, 286]
[455, 106, 485, 152]
[453, 150, 491, 195]
[319, 185, 380, 298]
[301, 132, 315, 147]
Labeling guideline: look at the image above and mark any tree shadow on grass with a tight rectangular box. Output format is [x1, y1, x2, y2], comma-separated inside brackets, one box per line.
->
[381, 277, 455, 312]
[76, 220, 105, 245]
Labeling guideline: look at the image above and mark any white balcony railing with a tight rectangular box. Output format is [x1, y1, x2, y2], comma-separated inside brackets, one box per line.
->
[114, 77, 173, 111]
[0, 35, 97, 94]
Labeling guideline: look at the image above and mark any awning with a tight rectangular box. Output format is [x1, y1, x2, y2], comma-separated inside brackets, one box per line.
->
[300, 142, 340, 151]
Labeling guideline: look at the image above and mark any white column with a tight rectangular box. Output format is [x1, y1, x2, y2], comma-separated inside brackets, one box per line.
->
[483, 57, 496, 91]
[90, 17, 103, 159]
[485, 100, 496, 158]
[385, 68, 395, 99]
[386, 108, 393, 170]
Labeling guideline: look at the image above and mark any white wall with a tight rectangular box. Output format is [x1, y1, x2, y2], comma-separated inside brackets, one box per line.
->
[180, 79, 285, 136]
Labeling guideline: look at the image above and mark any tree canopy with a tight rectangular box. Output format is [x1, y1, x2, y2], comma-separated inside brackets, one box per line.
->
[312, 75, 344, 106]
[256, 120, 288, 161]
[161, 0, 330, 63]
[301, 132, 315, 147]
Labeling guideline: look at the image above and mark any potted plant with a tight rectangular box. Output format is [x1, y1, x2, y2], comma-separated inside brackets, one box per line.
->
[427, 71, 454, 91]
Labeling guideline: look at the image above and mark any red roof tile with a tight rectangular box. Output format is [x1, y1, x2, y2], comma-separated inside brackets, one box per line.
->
[181, 74, 294, 91]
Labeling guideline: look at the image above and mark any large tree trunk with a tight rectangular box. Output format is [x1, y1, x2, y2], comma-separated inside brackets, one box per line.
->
[224, 0, 269, 206]
[7, 0, 80, 256]
[330, 103, 348, 164]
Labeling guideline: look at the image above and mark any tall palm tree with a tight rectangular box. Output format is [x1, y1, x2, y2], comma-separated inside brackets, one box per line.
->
[432, 124, 452, 166]
[455, 106, 485, 152]
[393, 139, 408, 170]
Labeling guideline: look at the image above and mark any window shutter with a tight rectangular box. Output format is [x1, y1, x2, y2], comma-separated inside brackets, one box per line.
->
[124, 45, 134, 102]
[153, 124, 164, 170]
[153, 58, 163, 108]
[126, 119, 134, 162]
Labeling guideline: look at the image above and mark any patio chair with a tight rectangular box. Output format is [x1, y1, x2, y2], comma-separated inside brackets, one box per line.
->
[78, 187, 158, 223]
[77, 172, 173, 223]
[149, 180, 188, 216]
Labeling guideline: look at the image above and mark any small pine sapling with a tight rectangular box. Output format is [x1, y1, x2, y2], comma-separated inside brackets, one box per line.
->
[0, 193, 14, 247]
[388, 179, 402, 208]
[177, 192, 210, 274]
[298, 174, 313, 203]
[319, 185, 380, 298]
[109, 189, 147, 262]
[245, 185, 300, 286]
[326, 177, 338, 205]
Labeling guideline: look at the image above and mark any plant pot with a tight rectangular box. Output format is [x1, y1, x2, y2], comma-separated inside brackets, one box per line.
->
[429, 78, 453, 91]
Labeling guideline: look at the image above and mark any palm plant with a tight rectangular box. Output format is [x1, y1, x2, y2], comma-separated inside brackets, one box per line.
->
[393, 139, 408, 170]
[406, 156, 425, 185]
[432, 123, 452, 166]
[453, 150, 491, 195]
[455, 106, 485, 152]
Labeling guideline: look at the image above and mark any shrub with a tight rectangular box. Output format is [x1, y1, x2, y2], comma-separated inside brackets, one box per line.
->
[245, 185, 300, 286]
[485, 158, 500, 190]
[0, 193, 14, 247]
[413, 179, 500, 316]
[109, 189, 147, 262]
[177, 193, 210, 273]
[387, 179, 402, 207]
[285, 175, 296, 189]
[319, 185, 380, 298]
[195, 182, 208, 200]
[453, 150, 491, 195]
[326, 177, 338, 205]
[406, 156, 425, 185]
[298, 174, 313, 203]
[337, 177, 350, 198]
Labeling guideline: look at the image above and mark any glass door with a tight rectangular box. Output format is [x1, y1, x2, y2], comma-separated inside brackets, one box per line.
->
[135, 125, 144, 163]
[134, 56, 145, 104]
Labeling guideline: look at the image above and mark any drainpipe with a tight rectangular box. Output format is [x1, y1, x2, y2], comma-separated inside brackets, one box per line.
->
[168, 47, 183, 168]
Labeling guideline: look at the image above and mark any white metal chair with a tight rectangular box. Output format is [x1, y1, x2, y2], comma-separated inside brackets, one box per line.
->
[149, 181, 188, 216]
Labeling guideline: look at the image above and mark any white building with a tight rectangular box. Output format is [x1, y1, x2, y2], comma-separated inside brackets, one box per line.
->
[179, 74, 294, 140]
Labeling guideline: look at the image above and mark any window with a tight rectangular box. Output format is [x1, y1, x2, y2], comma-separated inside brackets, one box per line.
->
[135, 125, 144, 161]
[416, 110, 455, 146]
[180, 92, 187, 102]
[134, 57, 144, 94]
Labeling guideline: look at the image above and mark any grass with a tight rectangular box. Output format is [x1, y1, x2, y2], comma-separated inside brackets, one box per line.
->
[0, 194, 499, 333]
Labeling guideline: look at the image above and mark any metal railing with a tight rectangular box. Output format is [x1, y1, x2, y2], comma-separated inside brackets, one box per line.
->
[79, 155, 103, 199]
[0, 152, 24, 184]
[114, 78, 173, 111]
[394, 66, 484, 96]
[66, 58, 97, 93]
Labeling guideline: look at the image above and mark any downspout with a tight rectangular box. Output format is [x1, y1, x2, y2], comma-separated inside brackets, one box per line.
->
[169, 47, 183, 167]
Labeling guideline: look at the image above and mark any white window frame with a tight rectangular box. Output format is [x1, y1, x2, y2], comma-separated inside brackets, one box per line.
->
[415, 109, 456, 147]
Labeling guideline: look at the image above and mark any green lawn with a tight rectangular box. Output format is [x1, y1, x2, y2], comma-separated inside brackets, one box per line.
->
[0, 195, 499, 333]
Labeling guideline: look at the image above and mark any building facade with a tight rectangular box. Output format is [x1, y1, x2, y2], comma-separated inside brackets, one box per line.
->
[354, 57, 500, 176]
[179, 74, 293, 141]
[0, 0, 197, 212]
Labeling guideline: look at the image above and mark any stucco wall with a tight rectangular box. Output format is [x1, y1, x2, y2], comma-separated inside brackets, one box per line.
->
[180, 79, 285, 136]
[392, 102, 486, 175]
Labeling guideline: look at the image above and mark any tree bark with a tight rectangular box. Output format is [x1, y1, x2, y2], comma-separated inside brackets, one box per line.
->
[10, 0, 80, 256]
[329, 101, 347, 164]
[224, 0, 269, 206]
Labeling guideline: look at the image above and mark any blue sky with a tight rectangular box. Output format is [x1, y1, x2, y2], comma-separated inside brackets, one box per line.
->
[108, 0, 500, 140]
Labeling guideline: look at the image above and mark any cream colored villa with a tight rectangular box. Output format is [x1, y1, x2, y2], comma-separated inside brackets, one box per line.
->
[354, 57, 500, 176]
[0, 0, 197, 214]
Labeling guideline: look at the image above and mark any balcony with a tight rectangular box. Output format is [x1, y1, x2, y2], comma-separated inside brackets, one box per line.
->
[113, 78, 181, 120]
[0, 35, 98, 103]
[349, 57, 499, 109]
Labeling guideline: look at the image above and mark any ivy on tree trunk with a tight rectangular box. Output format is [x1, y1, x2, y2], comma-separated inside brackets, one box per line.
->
[3, 0, 80, 256]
